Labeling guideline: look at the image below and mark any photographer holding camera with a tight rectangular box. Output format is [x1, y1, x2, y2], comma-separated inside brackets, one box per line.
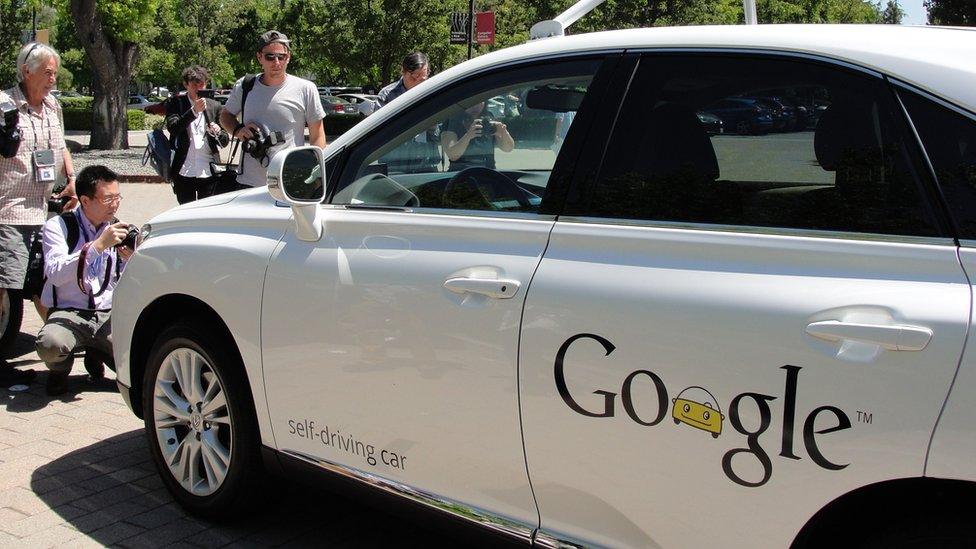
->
[1, 42, 77, 386]
[35, 165, 134, 396]
[441, 101, 514, 171]
[219, 30, 326, 188]
[165, 65, 230, 204]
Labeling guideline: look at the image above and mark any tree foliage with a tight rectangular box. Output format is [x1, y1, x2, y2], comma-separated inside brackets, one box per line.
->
[924, 0, 976, 25]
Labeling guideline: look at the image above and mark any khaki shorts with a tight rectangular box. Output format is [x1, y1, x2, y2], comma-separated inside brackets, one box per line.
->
[0, 224, 40, 290]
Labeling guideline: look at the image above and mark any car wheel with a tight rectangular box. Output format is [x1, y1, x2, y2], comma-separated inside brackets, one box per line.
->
[0, 290, 23, 352]
[143, 320, 261, 518]
[735, 120, 751, 135]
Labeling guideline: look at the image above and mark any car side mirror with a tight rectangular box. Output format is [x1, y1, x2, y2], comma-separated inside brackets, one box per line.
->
[267, 146, 325, 242]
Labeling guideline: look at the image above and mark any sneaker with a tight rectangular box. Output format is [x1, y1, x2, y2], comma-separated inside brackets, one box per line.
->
[83, 350, 105, 381]
[45, 370, 69, 396]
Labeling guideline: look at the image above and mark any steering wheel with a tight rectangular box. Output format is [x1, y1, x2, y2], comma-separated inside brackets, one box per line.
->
[442, 167, 534, 211]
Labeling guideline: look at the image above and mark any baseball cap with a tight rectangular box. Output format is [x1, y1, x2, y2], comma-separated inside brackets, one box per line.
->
[258, 30, 291, 51]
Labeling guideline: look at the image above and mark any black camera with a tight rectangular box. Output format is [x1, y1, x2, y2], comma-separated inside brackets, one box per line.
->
[479, 117, 495, 136]
[0, 101, 21, 158]
[241, 123, 285, 164]
[197, 89, 215, 99]
[115, 224, 139, 250]
[47, 195, 70, 214]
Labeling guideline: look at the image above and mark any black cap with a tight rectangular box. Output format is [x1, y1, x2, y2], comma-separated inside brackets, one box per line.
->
[258, 30, 290, 51]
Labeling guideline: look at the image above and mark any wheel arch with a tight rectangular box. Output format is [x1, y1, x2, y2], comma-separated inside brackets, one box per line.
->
[128, 294, 250, 421]
[791, 476, 976, 547]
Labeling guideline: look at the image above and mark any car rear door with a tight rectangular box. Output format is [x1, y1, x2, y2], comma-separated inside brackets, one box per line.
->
[261, 56, 614, 537]
[519, 52, 970, 547]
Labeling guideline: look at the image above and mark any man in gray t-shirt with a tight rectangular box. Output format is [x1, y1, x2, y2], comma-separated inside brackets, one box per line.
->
[220, 30, 327, 188]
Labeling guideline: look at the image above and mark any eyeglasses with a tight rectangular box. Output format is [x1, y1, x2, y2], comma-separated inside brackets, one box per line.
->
[96, 194, 123, 205]
[263, 53, 288, 62]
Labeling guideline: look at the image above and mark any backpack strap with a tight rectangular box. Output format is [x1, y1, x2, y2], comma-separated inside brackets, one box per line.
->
[51, 211, 81, 308]
[233, 74, 258, 175]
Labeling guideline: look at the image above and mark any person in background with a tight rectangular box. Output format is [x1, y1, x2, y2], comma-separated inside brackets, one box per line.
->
[376, 52, 430, 108]
[35, 165, 132, 396]
[166, 65, 229, 204]
[219, 30, 326, 189]
[0, 42, 77, 387]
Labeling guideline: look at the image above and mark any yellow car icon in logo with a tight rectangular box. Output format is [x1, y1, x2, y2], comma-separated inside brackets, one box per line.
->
[672, 386, 724, 438]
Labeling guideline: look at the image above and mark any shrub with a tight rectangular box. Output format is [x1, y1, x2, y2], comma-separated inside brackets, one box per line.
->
[146, 114, 166, 130]
[62, 108, 153, 131]
[59, 96, 94, 110]
[127, 109, 146, 130]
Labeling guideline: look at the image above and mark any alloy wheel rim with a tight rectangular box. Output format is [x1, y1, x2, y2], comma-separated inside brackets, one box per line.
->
[153, 347, 233, 496]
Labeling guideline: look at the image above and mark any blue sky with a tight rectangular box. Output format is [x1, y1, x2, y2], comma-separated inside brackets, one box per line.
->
[900, 0, 927, 25]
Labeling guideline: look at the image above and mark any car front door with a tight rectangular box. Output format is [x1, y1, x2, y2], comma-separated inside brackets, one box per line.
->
[519, 53, 970, 547]
[261, 57, 609, 535]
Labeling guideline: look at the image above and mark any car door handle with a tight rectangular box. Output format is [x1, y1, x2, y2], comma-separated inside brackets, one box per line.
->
[443, 277, 521, 299]
[805, 320, 933, 351]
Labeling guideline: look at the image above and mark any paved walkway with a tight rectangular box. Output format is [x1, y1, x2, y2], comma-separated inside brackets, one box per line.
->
[0, 184, 435, 547]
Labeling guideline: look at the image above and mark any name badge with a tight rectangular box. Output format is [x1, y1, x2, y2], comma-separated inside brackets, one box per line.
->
[33, 149, 56, 183]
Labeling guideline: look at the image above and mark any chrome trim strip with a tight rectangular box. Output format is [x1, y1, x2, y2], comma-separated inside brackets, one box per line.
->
[533, 529, 588, 549]
[280, 449, 535, 543]
[323, 203, 558, 222]
[555, 215, 956, 246]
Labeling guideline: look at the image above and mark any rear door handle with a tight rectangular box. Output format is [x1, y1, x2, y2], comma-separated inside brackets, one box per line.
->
[805, 320, 933, 351]
[443, 277, 521, 299]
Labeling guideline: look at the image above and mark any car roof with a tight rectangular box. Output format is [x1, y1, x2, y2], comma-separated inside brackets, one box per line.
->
[330, 25, 976, 149]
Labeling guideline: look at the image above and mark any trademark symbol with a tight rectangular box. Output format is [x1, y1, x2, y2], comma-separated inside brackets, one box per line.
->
[856, 410, 873, 424]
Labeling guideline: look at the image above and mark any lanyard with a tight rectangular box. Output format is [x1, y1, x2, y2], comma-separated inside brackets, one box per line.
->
[26, 103, 53, 151]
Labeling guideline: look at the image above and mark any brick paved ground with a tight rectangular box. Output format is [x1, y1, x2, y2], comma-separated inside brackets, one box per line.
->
[0, 184, 439, 548]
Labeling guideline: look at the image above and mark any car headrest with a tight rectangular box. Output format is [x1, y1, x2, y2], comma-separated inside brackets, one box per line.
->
[814, 99, 881, 172]
[634, 102, 719, 183]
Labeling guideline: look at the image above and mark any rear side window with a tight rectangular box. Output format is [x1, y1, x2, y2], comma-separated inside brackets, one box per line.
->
[576, 54, 941, 238]
[898, 89, 976, 240]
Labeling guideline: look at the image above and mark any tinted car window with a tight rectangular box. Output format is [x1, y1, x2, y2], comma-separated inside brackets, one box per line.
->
[898, 88, 976, 240]
[333, 63, 598, 214]
[579, 54, 940, 237]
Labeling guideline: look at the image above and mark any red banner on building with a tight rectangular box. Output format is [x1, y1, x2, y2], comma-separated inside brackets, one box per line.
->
[475, 11, 495, 45]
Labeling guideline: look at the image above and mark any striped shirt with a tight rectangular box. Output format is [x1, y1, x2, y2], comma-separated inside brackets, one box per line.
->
[0, 85, 66, 225]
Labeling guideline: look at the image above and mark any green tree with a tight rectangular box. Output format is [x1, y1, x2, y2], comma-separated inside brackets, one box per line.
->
[1, 0, 34, 87]
[881, 0, 903, 23]
[924, 0, 976, 25]
[69, 0, 158, 149]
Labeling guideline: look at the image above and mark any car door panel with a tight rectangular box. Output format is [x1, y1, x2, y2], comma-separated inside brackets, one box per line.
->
[519, 225, 968, 547]
[262, 208, 550, 528]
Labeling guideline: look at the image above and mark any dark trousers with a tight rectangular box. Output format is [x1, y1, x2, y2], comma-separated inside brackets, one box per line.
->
[173, 173, 219, 205]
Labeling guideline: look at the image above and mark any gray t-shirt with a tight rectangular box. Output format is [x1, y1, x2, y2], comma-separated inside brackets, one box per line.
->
[225, 74, 326, 187]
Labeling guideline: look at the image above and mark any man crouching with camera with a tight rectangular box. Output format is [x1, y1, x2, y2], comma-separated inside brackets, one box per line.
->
[219, 30, 326, 189]
[35, 165, 135, 396]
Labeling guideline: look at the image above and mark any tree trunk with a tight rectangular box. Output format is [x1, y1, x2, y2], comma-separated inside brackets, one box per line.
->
[69, 0, 139, 150]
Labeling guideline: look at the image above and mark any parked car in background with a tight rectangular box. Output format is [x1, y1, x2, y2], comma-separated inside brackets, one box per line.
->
[696, 111, 723, 134]
[320, 94, 364, 135]
[337, 93, 379, 116]
[752, 96, 796, 131]
[128, 94, 157, 111]
[702, 97, 774, 134]
[113, 24, 976, 549]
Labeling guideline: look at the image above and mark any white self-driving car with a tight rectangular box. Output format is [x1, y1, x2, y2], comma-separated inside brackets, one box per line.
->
[113, 25, 976, 547]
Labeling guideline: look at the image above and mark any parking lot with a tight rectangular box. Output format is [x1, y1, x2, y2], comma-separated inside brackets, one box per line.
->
[0, 183, 432, 548]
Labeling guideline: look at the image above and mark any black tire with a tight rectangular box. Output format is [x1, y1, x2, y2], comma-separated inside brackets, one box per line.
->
[0, 290, 23, 352]
[142, 319, 262, 519]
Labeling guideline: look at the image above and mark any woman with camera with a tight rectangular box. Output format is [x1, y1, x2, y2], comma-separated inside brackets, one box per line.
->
[441, 101, 514, 172]
[0, 42, 77, 385]
[165, 66, 229, 204]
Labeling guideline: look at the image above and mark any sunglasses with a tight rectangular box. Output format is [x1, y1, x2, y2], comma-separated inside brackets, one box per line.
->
[262, 53, 289, 62]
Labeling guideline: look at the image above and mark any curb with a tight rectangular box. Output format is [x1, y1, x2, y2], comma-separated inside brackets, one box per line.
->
[119, 175, 167, 184]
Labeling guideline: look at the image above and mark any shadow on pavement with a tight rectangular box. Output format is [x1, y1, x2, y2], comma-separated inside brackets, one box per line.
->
[31, 431, 439, 547]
